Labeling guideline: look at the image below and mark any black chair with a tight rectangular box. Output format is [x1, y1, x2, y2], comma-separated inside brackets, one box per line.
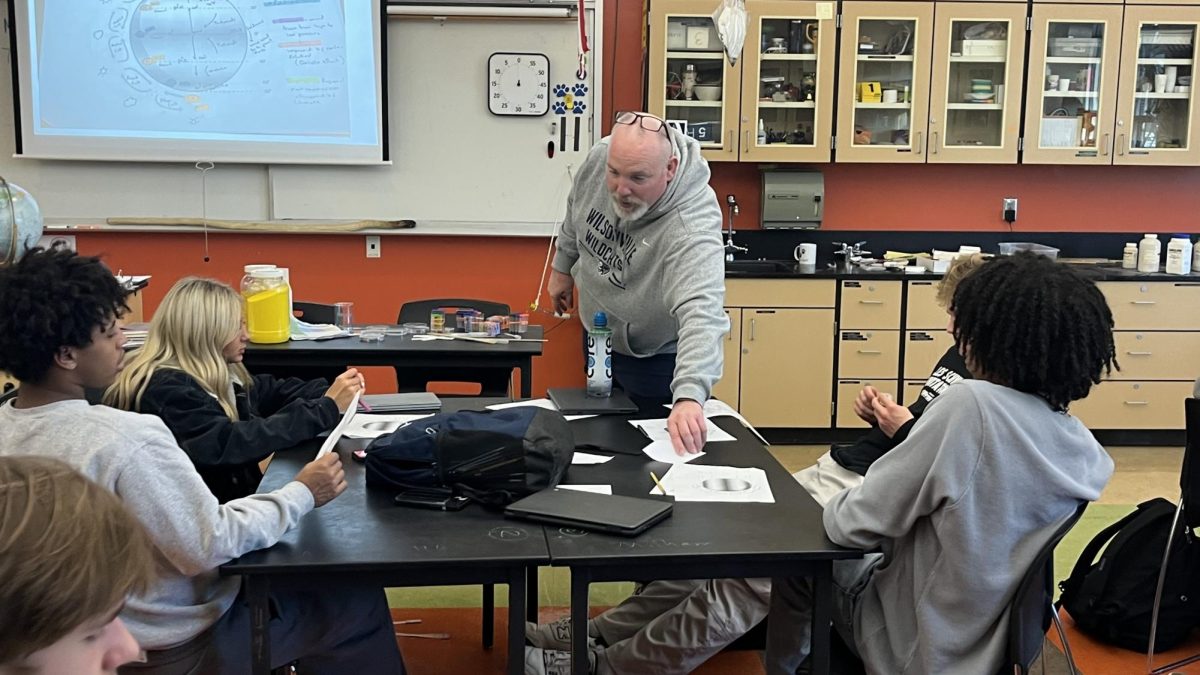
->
[0, 385, 17, 405]
[1003, 500, 1088, 675]
[395, 298, 513, 396]
[292, 301, 337, 325]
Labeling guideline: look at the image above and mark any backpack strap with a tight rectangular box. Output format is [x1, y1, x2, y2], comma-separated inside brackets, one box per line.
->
[1059, 498, 1173, 607]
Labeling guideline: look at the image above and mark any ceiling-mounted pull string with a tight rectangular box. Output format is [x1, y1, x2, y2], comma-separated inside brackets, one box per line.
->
[194, 161, 214, 262]
[576, 0, 589, 79]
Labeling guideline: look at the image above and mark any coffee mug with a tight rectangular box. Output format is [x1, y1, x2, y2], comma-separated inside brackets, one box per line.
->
[794, 243, 817, 264]
[882, 89, 898, 104]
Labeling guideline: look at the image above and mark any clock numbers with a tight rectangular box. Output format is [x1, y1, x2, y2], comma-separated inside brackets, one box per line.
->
[487, 52, 550, 117]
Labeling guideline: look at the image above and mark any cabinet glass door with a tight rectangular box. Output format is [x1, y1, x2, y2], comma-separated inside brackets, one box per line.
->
[739, 2, 836, 161]
[1115, 8, 1200, 165]
[1024, 5, 1123, 164]
[928, 3, 1027, 163]
[837, 2, 935, 162]
[649, 1, 740, 161]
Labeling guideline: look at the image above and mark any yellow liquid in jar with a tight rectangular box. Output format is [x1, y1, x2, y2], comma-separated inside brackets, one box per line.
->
[244, 286, 291, 344]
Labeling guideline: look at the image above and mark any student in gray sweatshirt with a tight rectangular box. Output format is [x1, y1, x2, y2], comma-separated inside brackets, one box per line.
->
[766, 253, 1118, 674]
[0, 247, 405, 674]
[549, 111, 728, 456]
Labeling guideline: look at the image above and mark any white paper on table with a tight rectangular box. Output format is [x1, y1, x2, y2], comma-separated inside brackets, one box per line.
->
[571, 451, 614, 465]
[343, 413, 434, 439]
[653, 464, 774, 503]
[558, 484, 613, 495]
[486, 398, 596, 421]
[663, 400, 768, 445]
[629, 417, 736, 443]
[316, 391, 360, 458]
[641, 439, 705, 464]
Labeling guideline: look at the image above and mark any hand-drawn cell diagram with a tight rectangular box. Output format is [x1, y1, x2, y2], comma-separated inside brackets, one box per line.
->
[128, 0, 248, 92]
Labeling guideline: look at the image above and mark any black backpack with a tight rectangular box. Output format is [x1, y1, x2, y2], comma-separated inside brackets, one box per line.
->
[1058, 497, 1200, 652]
[363, 407, 573, 507]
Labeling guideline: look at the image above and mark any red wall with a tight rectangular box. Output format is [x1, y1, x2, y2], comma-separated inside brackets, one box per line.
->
[75, 4, 1200, 394]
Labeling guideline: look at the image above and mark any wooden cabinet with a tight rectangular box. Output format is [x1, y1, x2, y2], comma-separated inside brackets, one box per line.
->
[713, 308, 742, 405]
[905, 280, 947, 328]
[649, 0, 837, 162]
[841, 279, 903, 328]
[836, 379, 899, 428]
[1071, 381, 1195, 428]
[905, 329, 955, 379]
[839, 330, 902, 378]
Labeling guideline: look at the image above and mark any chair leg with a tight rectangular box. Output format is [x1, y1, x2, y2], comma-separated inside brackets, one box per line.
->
[1048, 602, 1079, 675]
[482, 583, 495, 649]
[1147, 496, 1187, 674]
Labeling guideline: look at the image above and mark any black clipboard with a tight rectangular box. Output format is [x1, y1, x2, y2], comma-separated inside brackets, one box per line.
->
[547, 387, 638, 415]
[504, 488, 673, 536]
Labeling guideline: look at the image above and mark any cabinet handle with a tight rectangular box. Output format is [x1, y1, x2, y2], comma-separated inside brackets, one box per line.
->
[857, 350, 882, 355]
[727, 130, 733, 149]
[1125, 351, 1153, 356]
[1130, 300, 1157, 305]
[914, 131, 923, 154]
[749, 318, 756, 342]
[858, 300, 884, 305]
[1101, 133, 1110, 156]
[931, 131, 939, 155]
[1117, 134, 1125, 156]
[745, 130, 751, 150]
[1123, 401, 1150, 406]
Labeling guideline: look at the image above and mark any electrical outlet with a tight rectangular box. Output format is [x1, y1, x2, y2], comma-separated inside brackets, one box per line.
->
[1002, 197, 1018, 224]
[365, 235, 381, 258]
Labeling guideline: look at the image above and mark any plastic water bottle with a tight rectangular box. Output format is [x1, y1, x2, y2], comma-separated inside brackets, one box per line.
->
[586, 311, 613, 398]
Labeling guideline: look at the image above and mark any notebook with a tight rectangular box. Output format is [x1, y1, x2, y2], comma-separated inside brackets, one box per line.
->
[547, 388, 638, 415]
[359, 392, 442, 413]
[504, 488, 673, 536]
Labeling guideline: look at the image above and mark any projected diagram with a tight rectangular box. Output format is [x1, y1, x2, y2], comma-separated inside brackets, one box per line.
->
[34, 0, 367, 141]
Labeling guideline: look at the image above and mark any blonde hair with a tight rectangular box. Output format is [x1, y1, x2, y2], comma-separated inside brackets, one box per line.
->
[0, 456, 155, 664]
[105, 277, 251, 420]
[935, 253, 988, 309]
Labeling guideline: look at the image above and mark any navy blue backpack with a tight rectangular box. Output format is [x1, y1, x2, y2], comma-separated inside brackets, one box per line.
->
[364, 407, 573, 507]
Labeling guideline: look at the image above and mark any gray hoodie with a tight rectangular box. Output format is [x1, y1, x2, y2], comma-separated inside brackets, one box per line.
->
[552, 126, 728, 403]
[824, 380, 1113, 673]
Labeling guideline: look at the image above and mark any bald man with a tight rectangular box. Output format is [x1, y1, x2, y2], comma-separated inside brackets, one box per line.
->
[549, 111, 728, 456]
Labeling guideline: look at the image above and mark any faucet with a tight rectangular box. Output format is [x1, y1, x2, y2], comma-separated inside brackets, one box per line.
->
[724, 194, 747, 261]
[833, 241, 871, 265]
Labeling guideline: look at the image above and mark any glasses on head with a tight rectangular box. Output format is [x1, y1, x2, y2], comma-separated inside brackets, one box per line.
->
[613, 111, 668, 137]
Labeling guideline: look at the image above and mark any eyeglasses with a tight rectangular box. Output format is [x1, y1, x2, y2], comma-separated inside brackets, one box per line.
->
[613, 111, 668, 137]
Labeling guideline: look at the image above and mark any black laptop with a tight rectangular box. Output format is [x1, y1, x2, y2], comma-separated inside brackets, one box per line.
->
[504, 488, 673, 536]
[547, 387, 638, 415]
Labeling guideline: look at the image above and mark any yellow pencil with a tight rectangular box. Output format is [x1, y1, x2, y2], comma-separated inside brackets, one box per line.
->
[650, 471, 669, 496]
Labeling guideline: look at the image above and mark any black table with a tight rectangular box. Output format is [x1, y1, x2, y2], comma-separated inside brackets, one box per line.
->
[547, 416, 863, 675]
[242, 326, 544, 398]
[221, 428, 546, 675]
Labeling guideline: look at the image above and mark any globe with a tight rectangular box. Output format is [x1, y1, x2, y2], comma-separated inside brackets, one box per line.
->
[0, 179, 44, 265]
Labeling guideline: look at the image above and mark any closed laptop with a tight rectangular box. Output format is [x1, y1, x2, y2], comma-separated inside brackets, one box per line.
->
[547, 387, 638, 415]
[504, 488, 672, 536]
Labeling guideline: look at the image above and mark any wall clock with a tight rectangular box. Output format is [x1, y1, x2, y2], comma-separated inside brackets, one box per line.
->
[488, 52, 550, 116]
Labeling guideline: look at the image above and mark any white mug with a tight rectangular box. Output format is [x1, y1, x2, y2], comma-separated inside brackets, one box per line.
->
[793, 243, 817, 264]
[882, 89, 898, 104]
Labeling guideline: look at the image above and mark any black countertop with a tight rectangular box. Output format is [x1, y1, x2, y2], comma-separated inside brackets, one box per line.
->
[724, 259, 1200, 282]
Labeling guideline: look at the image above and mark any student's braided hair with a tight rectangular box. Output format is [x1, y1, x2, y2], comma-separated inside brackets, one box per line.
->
[949, 252, 1117, 412]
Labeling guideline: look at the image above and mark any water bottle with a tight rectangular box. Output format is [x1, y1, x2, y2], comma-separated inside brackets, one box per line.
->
[586, 311, 613, 398]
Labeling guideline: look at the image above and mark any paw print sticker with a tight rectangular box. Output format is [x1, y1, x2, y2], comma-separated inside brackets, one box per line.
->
[572, 101, 587, 114]
[553, 84, 570, 98]
[551, 101, 567, 114]
[572, 83, 589, 96]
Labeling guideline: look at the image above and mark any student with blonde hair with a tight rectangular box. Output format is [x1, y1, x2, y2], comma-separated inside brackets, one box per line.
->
[0, 455, 155, 675]
[106, 276, 364, 502]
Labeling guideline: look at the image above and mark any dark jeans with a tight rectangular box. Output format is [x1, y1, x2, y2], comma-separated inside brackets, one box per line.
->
[612, 350, 677, 413]
[121, 579, 405, 675]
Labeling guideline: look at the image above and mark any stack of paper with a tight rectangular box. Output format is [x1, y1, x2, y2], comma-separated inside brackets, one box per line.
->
[289, 316, 350, 341]
[654, 464, 774, 503]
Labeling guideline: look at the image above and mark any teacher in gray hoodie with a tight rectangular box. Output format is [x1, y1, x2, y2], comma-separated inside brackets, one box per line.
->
[549, 111, 728, 456]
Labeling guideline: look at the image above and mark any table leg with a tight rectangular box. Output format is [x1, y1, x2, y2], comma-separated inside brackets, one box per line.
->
[527, 566, 539, 623]
[247, 576, 272, 675]
[519, 359, 532, 399]
[483, 584, 495, 649]
[570, 569, 591, 675]
[810, 563, 833, 675]
[507, 567, 528, 675]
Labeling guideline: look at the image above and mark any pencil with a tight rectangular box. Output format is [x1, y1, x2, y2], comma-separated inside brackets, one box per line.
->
[358, 397, 373, 412]
[650, 471, 668, 496]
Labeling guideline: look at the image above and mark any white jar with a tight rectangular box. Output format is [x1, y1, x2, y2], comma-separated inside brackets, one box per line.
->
[1165, 235, 1193, 275]
[1137, 233, 1161, 273]
[1122, 243, 1138, 269]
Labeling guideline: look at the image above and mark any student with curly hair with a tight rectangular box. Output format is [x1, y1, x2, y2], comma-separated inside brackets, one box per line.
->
[0, 456, 155, 675]
[0, 247, 404, 675]
[766, 253, 1118, 674]
[106, 277, 364, 502]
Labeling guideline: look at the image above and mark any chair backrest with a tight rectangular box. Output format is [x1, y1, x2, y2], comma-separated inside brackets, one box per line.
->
[293, 301, 337, 325]
[0, 385, 17, 405]
[397, 298, 511, 325]
[1181, 397, 1200, 528]
[1002, 500, 1089, 675]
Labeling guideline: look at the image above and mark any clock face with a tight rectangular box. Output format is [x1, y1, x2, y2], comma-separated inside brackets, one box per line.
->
[488, 52, 550, 116]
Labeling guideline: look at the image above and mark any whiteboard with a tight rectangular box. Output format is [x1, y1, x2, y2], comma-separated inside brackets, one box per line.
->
[269, 13, 600, 232]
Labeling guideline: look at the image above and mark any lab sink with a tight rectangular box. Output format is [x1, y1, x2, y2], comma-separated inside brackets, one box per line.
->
[724, 259, 795, 273]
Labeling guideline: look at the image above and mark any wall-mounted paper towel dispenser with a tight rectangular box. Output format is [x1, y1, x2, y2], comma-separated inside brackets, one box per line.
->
[761, 171, 824, 229]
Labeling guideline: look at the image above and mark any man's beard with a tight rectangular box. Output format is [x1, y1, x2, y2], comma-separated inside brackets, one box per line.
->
[610, 194, 649, 221]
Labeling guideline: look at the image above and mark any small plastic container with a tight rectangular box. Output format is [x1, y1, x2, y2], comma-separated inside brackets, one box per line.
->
[998, 242, 1060, 260]
[402, 322, 429, 335]
[359, 325, 389, 342]
[241, 268, 291, 344]
[430, 309, 446, 334]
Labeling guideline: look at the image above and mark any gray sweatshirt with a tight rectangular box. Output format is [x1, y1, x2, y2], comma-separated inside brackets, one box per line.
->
[0, 400, 314, 650]
[552, 126, 728, 403]
[824, 380, 1113, 674]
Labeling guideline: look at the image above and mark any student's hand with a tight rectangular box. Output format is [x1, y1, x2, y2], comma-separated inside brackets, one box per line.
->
[872, 393, 914, 438]
[854, 385, 881, 424]
[325, 368, 364, 413]
[668, 399, 707, 456]
[548, 270, 575, 315]
[294, 453, 347, 507]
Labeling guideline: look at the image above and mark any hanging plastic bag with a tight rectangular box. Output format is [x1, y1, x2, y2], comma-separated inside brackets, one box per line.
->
[711, 0, 747, 66]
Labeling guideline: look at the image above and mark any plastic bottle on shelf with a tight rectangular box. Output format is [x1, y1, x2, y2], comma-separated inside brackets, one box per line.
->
[1165, 235, 1193, 275]
[757, 119, 767, 145]
[1122, 243, 1138, 269]
[1193, 238, 1200, 274]
[586, 311, 613, 398]
[1137, 233, 1161, 273]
